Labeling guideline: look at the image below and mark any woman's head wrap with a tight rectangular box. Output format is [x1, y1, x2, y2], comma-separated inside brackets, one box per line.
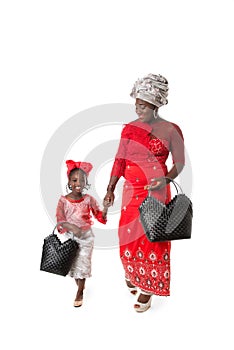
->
[130, 73, 169, 107]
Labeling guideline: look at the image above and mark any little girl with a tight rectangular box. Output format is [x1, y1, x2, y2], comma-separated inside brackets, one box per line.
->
[56, 159, 108, 307]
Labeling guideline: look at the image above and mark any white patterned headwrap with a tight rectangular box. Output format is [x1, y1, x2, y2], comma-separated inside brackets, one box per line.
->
[130, 73, 169, 107]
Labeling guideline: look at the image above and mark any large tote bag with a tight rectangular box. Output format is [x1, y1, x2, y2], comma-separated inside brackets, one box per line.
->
[40, 223, 79, 276]
[139, 179, 193, 242]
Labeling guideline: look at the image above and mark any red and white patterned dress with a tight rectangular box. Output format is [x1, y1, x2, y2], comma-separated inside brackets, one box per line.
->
[111, 119, 185, 296]
[56, 194, 107, 279]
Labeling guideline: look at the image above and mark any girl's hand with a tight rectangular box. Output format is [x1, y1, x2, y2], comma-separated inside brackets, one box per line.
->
[61, 222, 81, 237]
[144, 177, 168, 191]
[102, 206, 108, 220]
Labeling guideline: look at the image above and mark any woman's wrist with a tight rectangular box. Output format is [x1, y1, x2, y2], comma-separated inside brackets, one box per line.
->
[165, 177, 171, 184]
[107, 184, 115, 192]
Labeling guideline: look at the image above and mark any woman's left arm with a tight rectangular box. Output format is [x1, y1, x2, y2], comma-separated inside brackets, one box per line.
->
[145, 123, 185, 191]
[90, 196, 108, 224]
[145, 162, 184, 190]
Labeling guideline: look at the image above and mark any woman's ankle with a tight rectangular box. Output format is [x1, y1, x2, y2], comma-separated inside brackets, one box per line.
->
[125, 279, 136, 288]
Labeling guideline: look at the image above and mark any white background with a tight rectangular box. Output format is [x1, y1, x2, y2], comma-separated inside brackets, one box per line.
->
[0, 1, 233, 349]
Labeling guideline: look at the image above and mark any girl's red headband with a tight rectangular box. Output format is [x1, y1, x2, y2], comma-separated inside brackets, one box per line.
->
[66, 160, 93, 177]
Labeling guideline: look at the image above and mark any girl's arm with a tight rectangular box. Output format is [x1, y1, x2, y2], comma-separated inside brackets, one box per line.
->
[101, 205, 108, 221]
[90, 196, 108, 224]
[61, 223, 82, 237]
[56, 197, 81, 236]
[56, 198, 68, 234]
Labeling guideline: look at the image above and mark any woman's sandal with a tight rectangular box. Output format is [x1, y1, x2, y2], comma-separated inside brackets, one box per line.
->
[125, 279, 138, 295]
[134, 290, 153, 313]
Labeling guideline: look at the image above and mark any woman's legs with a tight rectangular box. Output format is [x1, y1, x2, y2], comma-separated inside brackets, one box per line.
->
[134, 290, 153, 312]
[135, 292, 152, 304]
[125, 278, 138, 295]
[125, 279, 135, 288]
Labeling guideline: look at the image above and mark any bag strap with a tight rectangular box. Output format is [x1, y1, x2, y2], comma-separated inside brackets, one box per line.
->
[165, 177, 184, 194]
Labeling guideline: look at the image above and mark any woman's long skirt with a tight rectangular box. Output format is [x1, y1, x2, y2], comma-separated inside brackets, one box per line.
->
[119, 163, 171, 296]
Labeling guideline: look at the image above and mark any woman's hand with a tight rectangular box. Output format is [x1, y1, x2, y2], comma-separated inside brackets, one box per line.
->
[61, 222, 82, 237]
[103, 191, 115, 207]
[144, 177, 169, 191]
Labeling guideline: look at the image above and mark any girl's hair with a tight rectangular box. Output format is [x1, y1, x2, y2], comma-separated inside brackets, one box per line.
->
[67, 168, 91, 192]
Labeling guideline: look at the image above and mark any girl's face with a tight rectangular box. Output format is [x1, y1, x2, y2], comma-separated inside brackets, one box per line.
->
[69, 170, 86, 194]
[135, 98, 155, 124]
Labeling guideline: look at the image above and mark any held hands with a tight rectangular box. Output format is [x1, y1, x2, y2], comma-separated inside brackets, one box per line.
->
[144, 177, 169, 191]
[102, 205, 109, 220]
[103, 191, 115, 207]
[103, 177, 118, 207]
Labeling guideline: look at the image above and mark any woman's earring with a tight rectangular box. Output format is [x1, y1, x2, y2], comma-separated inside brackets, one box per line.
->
[153, 109, 158, 119]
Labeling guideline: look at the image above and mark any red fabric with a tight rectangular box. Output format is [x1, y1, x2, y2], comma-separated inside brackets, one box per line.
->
[111, 119, 185, 296]
[66, 160, 93, 177]
[56, 194, 107, 233]
[111, 119, 184, 178]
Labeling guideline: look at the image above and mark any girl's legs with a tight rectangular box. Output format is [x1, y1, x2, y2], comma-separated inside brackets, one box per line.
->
[75, 278, 86, 301]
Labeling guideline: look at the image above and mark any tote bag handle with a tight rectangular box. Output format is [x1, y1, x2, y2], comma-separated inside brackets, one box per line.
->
[52, 222, 75, 240]
[148, 177, 184, 196]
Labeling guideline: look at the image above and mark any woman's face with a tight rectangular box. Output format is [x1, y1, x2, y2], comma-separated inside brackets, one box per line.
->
[135, 99, 155, 123]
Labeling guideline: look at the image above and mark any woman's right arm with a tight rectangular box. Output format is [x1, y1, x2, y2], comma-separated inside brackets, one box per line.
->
[104, 175, 119, 206]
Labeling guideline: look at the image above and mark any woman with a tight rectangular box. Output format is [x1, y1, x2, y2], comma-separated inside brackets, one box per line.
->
[103, 74, 185, 312]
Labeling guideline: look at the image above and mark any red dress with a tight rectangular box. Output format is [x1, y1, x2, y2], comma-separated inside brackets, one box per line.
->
[111, 119, 185, 296]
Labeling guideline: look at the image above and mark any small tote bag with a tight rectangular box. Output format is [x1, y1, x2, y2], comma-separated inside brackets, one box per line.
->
[40, 223, 79, 276]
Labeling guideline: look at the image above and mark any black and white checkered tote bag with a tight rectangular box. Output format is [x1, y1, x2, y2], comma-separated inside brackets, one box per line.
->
[40, 223, 79, 276]
[139, 179, 193, 242]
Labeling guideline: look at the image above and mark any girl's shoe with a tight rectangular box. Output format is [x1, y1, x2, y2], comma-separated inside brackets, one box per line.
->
[73, 300, 83, 307]
[125, 279, 138, 295]
[134, 290, 153, 313]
